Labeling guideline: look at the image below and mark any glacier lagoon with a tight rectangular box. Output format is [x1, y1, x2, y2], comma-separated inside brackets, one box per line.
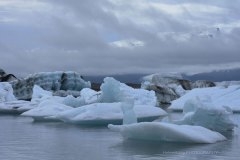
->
[0, 113, 239, 160]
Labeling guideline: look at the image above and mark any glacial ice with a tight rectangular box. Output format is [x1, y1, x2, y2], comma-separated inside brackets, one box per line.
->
[100, 77, 157, 106]
[80, 88, 100, 104]
[62, 95, 86, 108]
[56, 102, 167, 125]
[108, 122, 226, 143]
[169, 85, 240, 112]
[121, 98, 137, 125]
[21, 100, 73, 121]
[0, 82, 17, 102]
[0, 82, 31, 114]
[11, 71, 91, 100]
[99, 77, 123, 103]
[173, 97, 237, 133]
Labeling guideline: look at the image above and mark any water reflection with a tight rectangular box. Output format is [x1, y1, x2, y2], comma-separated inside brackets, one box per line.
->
[0, 114, 239, 160]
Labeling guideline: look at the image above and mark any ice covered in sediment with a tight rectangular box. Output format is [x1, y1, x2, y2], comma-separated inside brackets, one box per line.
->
[169, 85, 240, 112]
[11, 71, 91, 100]
[56, 102, 167, 125]
[21, 100, 73, 121]
[108, 122, 226, 143]
[173, 97, 237, 133]
[99, 77, 157, 106]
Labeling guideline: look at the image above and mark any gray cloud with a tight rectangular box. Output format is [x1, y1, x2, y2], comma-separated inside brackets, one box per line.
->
[0, 0, 240, 77]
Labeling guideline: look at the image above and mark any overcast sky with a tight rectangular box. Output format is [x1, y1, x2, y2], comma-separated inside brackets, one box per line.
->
[0, 0, 240, 77]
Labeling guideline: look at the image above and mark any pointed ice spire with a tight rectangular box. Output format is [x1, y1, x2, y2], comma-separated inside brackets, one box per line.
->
[121, 98, 137, 125]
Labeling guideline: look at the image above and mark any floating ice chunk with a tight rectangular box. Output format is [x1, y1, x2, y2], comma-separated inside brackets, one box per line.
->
[173, 97, 237, 133]
[120, 83, 157, 106]
[0, 82, 17, 102]
[169, 85, 240, 112]
[108, 122, 226, 143]
[31, 85, 52, 103]
[0, 100, 31, 114]
[62, 95, 86, 108]
[11, 71, 91, 100]
[99, 77, 157, 106]
[121, 98, 137, 125]
[32, 85, 52, 99]
[99, 77, 123, 103]
[80, 88, 100, 104]
[21, 100, 73, 121]
[56, 103, 167, 125]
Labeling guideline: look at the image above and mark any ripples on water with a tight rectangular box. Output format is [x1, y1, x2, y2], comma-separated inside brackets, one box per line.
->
[0, 114, 239, 160]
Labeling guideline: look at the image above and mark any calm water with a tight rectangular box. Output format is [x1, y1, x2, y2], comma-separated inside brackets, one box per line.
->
[0, 114, 239, 160]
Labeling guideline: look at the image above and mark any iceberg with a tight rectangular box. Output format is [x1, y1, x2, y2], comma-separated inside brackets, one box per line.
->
[56, 102, 167, 125]
[99, 77, 157, 106]
[108, 122, 226, 143]
[11, 71, 91, 100]
[0, 82, 17, 102]
[0, 82, 31, 114]
[108, 95, 226, 144]
[141, 73, 215, 105]
[173, 97, 237, 133]
[62, 95, 86, 108]
[169, 85, 240, 112]
[99, 77, 123, 103]
[21, 100, 73, 121]
[121, 98, 137, 125]
[80, 88, 100, 104]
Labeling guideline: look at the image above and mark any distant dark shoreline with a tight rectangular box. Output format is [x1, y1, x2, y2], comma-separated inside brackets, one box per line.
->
[91, 82, 141, 91]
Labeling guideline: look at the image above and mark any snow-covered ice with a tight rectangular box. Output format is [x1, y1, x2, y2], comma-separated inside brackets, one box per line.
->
[108, 122, 226, 143]
[169, 85, 240, 112]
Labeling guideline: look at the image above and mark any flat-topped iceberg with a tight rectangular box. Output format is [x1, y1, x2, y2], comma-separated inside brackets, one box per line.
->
[56, 102, 167, 125]
[169, 85, 240, 112]
[108, 122, 226, 143]
[21, 100, 73, 121]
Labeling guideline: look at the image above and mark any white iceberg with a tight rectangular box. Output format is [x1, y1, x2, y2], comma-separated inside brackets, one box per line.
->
[108, 122, 226, 143]
[0, 82, 17, 102]
[21, 100, 73, 121]
[169, 85, 240, 112]
[173, 97, 237, 133]
[99, 77, 157, 106]
[62, 95, 86, 108]
[56, 102, 167, 125]
[80, 88, 100, 104]
[0, 82, 31, 114]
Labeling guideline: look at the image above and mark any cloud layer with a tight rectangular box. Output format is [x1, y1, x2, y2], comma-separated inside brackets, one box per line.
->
[0, 0, 240, 76]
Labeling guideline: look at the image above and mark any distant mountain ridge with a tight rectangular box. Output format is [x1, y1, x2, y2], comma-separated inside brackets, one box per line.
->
[184, 68, 240, 82]
[84, 68, 240, 83]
